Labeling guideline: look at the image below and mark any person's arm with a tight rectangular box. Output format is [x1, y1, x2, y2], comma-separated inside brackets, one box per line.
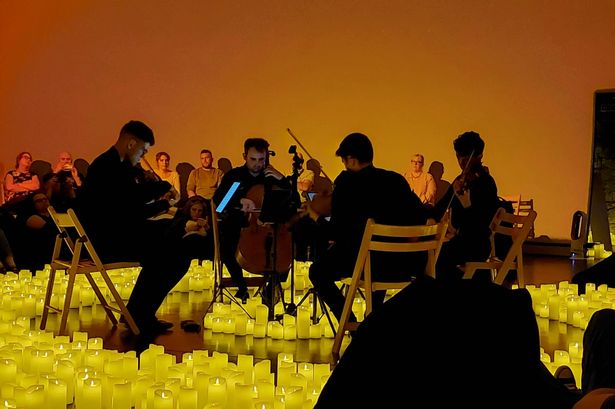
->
[171, 171, 181, 193]
[186, 170, 197, 197]
[425, 174, 437, 206]
[4, 173, 40, 193]
[26, 214, 47, 230]
[71, 167, 82, 187]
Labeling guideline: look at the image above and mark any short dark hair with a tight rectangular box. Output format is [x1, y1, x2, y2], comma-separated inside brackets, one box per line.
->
[155, 151, 170, 161]
[454, 131, 484, 157]
[200, 149, 212, 155]
[244, 138, 269, 154]
[120, 120, 155, 145]
[335, 133, 373, 163]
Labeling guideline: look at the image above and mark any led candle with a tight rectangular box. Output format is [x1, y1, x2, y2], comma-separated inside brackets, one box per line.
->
[48, 379, 67, 409]
[569, 342, 582, 361]
[255, 305, 269, 325]
[254, 360, 271, 382]
[237, 354, 254, 383]
[207, 377, 227, 405]
[193, 371, 212, 409]
[81, 378, 103, 409]
[146, 382, 166, 409]
[296, 308, 310, 339]
[24, 385, 45, 409]
[111, 381, 131, 409]
[155, 354, 174, 381]
[84, 350, 104, 371]
[178, 386, 198, 409]
[284, 386, 303, 409]
[87, 337, 103, 350]
[313, 364, 330, 390]
[283, 324, 297, 340]
[537, 303, 549, 318]
[235, 314, 248, 336]
[256, 379, 275, 401]
[277, 362, 296, 388]
[253, 324, 267, 338]
[572, 310, 584, 328]
[309, 324, 321, 339]
[212, 318, 224, 333]
[30, 349, 54, 375]
[223, 317, 236, 334]
[0, 359, 17, 383]
[297, 363, 314, 385]
[554, 350, 571, 366]
[56, 359, 75, 404]
[267, 322, 283, 340]
[153, 389, 174, 409]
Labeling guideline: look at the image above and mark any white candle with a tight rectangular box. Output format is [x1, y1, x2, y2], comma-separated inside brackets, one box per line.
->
[178, 386, 198, 409]
[48, 379, 67, 409]
[111, 381, 131, 409]
[254, 360, 271, 382]
[81, 378, 103, 409]
[207, 377, 227, 405]
[153, 389, 174, 409]
[269, 322, 284, 340]
[24, 385, 45, 409]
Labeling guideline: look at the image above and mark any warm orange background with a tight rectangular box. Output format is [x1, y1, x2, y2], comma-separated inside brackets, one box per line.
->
[1, 1, 614, 239]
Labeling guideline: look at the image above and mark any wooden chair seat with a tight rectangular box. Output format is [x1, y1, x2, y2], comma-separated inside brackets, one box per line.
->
[40, 207, 140, 335]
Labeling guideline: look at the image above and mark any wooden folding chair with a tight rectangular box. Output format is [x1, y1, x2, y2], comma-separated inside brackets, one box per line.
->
[462, 207, 537, 287]
[332, 217, 449, 360]
[40, 206, 140, 335]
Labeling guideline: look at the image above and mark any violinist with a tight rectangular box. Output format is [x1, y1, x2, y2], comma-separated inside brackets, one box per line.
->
[212, 137, 290, 302]
[430, 131, 500, 281]
[77, 120, 188, 337]
[306, 133, 427, 323]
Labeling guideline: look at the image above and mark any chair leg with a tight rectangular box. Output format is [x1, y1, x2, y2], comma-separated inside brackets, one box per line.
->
[83, 272, 117, 325]
[59, 269, 77, 336]
[99, 269, 140, 335]
[40, 267, 57, 330]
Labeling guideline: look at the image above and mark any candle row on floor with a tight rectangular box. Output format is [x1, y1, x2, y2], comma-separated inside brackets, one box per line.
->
[0, 329, 331, 409]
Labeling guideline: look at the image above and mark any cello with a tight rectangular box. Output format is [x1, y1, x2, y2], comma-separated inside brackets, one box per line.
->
[236, 152, 295, 278]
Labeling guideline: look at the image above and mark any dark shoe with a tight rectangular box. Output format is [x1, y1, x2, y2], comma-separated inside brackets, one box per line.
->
[180, 320, 201, 333]
[234, 289, 249, 304]
[154, 319, 174, 332]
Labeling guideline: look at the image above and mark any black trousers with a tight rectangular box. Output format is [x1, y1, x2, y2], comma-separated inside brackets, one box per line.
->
[218, 220, 247, 292]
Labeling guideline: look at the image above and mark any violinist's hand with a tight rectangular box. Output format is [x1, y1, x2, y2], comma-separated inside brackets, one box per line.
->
[264, 165, 284, 180]
[240, 198, 256, 212]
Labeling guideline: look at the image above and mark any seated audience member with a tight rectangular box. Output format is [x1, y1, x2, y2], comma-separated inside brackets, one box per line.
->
[77, 120, 189, 336]
[154, 151, 181, 193]
[187, 149, 224, 200]
[3, 152, 40, 209]
[316, 277, 579, 409]
[404, 153, 436, 206]
[43, 152, 83, 212]
[306, 133, 427, 322]
[167, 195, 214, 262]
[430, 131, 500, 281]
[50, 151, 83, 187]
[306, 158, 333, 194]
[13, 192, 56, 272]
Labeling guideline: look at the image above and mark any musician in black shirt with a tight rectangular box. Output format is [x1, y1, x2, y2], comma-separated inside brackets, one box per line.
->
[77, 120, 185, 336]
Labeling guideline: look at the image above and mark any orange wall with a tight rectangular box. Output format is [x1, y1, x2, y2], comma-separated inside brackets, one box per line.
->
[1, 1, 614, 239]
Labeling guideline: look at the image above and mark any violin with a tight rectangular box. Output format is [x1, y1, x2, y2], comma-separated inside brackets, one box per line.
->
[236, 164, 294, 276]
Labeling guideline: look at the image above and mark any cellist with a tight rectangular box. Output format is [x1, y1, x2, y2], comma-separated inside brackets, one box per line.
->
[212, 138, 291, 302]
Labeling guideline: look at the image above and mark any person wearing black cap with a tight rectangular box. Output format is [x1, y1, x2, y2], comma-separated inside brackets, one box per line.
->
[305, 132, 427, 323]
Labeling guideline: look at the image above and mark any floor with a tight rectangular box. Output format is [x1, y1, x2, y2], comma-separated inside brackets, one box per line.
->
[34, 253, 597, 368]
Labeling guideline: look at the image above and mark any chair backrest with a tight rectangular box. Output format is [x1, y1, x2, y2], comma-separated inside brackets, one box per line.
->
[500, 194, 521, 215]
[517, 198, 535, 238]
[47, 206, 105, 267]
[488, 207, 537, 284]
[353, 216, 449, 281]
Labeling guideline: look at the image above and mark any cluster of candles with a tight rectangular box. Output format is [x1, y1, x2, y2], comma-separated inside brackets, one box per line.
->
[0, 260, 346, 408]
[586, 243, 612, 259]
[525, 281, 615, 388]
[0, 328, 331, 408]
